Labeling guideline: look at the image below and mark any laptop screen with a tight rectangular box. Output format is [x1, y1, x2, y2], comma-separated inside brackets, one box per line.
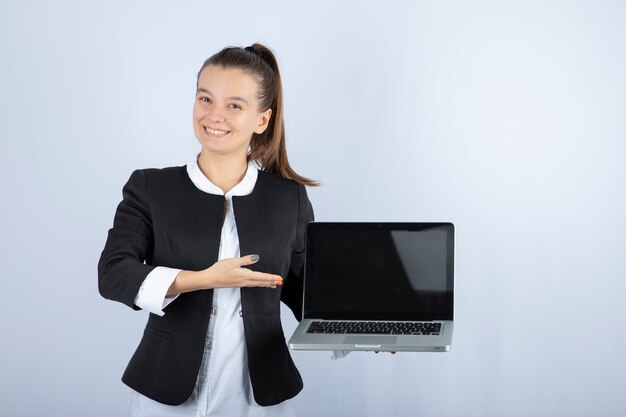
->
[303, 223, 454, 321]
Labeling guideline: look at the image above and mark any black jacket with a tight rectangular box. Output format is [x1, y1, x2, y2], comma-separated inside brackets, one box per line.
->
[98, 166, 312, 406]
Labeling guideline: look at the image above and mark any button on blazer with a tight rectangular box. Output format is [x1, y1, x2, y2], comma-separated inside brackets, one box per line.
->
[98, 165, 313, 406]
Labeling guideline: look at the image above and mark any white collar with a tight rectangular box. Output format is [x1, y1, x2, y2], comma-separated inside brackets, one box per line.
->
[186, 156, 259, 198]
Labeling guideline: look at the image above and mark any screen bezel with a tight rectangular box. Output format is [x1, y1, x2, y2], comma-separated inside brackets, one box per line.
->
[302, 222, 455, 321]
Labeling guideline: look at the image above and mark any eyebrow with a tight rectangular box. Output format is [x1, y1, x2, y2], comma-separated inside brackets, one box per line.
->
[196, 88, 249, 105]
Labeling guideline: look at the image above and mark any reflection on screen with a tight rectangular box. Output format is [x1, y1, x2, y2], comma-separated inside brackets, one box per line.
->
[390, 229, 447, 292]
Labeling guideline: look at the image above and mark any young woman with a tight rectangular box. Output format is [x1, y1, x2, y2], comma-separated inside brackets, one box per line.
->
[98, 43, 317, 416]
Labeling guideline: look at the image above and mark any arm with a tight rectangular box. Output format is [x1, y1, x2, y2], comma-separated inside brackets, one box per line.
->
[165, 256, 282, 296]
[280, 183, 314, 321]
[279, 184, 351, 360]
[98, 170, 157, 310]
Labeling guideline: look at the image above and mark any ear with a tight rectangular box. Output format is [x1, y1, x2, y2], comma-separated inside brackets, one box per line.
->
[254, 108, 272, 134]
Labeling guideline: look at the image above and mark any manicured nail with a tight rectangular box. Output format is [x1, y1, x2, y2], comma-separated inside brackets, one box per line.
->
[251, 255, 259, 262]
[276, 281, 283, 286]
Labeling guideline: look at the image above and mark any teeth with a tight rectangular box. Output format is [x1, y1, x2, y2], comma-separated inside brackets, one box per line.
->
[205, 127, 229, 136]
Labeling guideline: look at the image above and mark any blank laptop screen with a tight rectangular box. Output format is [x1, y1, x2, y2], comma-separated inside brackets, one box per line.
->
[303, 223, 454, 321]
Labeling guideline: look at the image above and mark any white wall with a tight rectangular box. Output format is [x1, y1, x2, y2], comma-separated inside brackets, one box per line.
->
[1, 1, 625, 416]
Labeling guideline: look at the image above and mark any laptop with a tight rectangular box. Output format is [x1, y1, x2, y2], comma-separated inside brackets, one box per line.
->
[288, 222, 454, 352]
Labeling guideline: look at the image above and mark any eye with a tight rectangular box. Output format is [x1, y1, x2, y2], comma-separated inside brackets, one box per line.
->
[198, 96, 211, 103]
[229, 103, 242, 110]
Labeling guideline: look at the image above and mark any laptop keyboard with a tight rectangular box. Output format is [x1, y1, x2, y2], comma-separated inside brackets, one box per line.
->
[307, 321, 442, 335]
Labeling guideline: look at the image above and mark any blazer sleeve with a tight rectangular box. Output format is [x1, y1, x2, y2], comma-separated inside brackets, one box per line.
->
[98, 169, 157, 310]
[280, 183, 314, 321]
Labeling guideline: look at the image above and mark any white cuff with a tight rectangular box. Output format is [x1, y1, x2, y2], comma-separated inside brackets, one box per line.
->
[134, 267, 182, 316]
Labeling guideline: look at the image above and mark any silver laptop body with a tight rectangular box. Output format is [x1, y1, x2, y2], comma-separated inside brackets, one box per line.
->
[288, 222, 455, 352]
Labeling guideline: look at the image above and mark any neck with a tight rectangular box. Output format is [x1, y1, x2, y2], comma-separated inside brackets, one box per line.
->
[197, 150, 248, 194]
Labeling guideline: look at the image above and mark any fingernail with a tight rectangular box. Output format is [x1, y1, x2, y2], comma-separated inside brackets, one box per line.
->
[251, 255, 259, 262]
[276, 281, 283, 286]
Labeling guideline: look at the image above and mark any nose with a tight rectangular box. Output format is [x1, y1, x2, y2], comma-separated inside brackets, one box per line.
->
[206, 106, 225, 123]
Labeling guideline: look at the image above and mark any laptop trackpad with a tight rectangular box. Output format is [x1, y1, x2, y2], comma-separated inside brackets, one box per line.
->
[344, 336, 397, 345]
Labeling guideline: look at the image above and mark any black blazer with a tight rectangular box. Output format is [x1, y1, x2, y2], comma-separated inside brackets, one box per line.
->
[98, 165, 313, 406]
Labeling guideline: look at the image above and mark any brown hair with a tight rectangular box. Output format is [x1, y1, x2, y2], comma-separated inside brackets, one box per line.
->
[197, 43, 319, 187]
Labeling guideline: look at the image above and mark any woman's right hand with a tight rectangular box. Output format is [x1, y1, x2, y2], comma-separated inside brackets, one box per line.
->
[203, 255, 283, 289]
[166, 255, 283, 296]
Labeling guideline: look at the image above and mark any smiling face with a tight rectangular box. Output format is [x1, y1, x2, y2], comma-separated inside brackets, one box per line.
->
[193, 65, 272, 158]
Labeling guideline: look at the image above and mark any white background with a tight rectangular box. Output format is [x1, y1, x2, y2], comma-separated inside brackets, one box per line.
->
[1, 1, 625, 416]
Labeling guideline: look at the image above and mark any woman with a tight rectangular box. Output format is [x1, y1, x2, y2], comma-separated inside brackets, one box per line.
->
[98, 43, 317, 416]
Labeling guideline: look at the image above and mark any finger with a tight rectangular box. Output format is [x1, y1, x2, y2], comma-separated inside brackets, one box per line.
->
[259, 276, 283, 287]
[238, 254, 260, 266]
[238, 269, 283, 287]
[245, 270, 283, 283]
[247, 279, 282, 288]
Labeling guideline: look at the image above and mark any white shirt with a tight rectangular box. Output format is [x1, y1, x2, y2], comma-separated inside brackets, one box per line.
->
[129, 157, 294, 417]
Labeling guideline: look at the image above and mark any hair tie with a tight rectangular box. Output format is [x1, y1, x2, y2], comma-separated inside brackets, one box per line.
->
[245, 46, 261, 57]
[245, 46, 273, 70]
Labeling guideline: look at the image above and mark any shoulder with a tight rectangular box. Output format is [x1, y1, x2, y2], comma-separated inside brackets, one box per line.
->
[125, 165, 189, 194]
[131, 165, 187, 182]
[135, 165, 186, 179]
[256, 170, 302, 193]
[255, 171, 311, 213]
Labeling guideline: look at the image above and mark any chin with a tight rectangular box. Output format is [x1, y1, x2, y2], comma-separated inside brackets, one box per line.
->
[199, 144, 249, 158]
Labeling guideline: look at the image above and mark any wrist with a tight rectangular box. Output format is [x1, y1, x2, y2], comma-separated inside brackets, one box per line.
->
[167, 270, 198, 296]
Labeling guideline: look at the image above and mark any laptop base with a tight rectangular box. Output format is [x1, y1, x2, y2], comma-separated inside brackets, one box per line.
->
[289, 320, 453, 352]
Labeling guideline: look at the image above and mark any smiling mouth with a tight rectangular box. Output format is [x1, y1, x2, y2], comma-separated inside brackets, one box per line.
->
[204, 126, 230, 136]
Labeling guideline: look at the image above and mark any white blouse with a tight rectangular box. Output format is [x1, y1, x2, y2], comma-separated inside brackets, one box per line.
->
[129, 157, 294, 417]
